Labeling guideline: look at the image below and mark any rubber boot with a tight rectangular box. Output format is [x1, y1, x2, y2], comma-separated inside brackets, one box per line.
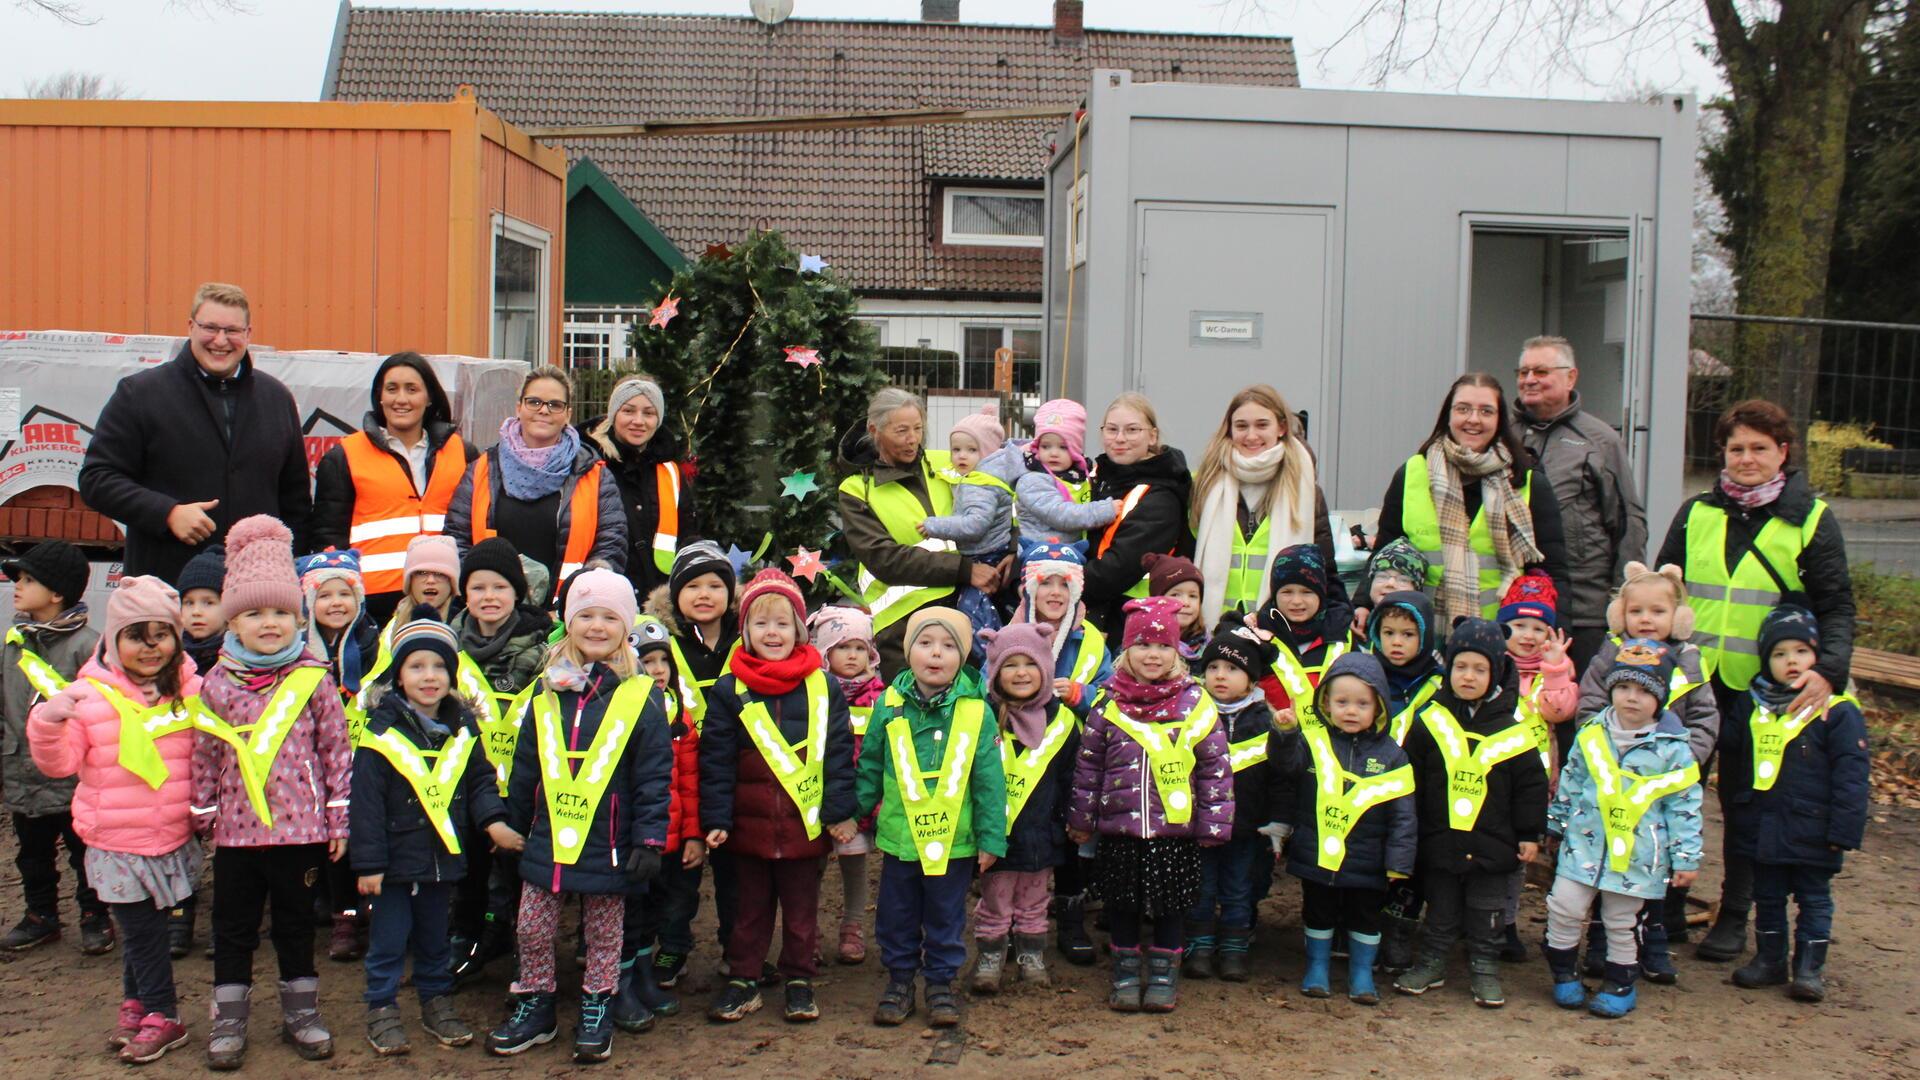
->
[1588, 961, 1639, 1019]
[1107, 946, 1143, 1012]
[1013, 933, 1051, 987]
[1182, 920, 1216, 980]
[1583, 916, 1607, 977]
[1664, 883, 1693, 944]
[1216, 925, 1251, 983]
[1790, 938, 1829, 1002]
[1466, 909, 1506, 1008]
[1142, 947, 1180, 1013]
[1732, 929, 1790, 988]
[612, 952, 655, 1033]
[1499, 921, 1528, 963]
[206, 983, 250, 1071]
[1641, 903, 1678, 985]
[1059, 894, 1096, 966]
[1300, 928, 1334, 998]
[1346, 931, 1382, 1005]
[630, 945, 680, 1017]
[1393, 929, 1454, 995]
[277, 977, 333, 1060]
[1544, 944, 1587, 1009]
[1379, 913, 1418, 974]
[971, 935, 1008, 995]
[1697, 858, 1753, 962]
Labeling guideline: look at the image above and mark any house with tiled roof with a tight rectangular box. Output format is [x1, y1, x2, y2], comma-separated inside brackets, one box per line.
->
[324, 1, 1297, 393]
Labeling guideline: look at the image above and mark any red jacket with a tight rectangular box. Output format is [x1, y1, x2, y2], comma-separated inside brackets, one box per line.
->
[665, 705, 701, 853]
[697, 674, 857, 862]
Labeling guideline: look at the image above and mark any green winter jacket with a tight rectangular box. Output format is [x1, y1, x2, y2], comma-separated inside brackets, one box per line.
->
[856, 667, 1008, 864]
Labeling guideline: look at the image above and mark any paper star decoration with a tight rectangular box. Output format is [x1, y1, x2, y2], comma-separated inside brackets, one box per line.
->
[724, 543, 755, 579]
[647, 295, 680, 329]
[703, 242, 733, 261]
[779, 470, 821, 501]
[787, 546, 826, 582]
[798, 253, 828, 274]
[783, 345, 822, 369]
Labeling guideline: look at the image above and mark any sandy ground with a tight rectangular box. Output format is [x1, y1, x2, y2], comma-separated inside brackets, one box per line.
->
[1, 799, 1915, 1080]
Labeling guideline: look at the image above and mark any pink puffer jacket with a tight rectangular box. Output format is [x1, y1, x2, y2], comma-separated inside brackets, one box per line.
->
[27, 656, 204, 857]
[192, 657, 352, 847]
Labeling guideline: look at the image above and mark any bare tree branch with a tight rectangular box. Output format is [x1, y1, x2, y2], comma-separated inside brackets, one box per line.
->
[23, 70, 133, 99]
[14, 0, 251, 24]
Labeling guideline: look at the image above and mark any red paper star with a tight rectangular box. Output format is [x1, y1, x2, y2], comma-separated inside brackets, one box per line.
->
[648, 295, 680, 329]
[787, 546, 826, 582]
[703, 242, 733, 261]
[783, 345, 822, 369]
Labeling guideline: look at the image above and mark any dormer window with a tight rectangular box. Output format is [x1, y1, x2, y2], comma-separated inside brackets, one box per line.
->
[942, 187, 1044, 247]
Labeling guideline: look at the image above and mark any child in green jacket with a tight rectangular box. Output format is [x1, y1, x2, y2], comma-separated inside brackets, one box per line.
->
[856, 607, 1007, 1030]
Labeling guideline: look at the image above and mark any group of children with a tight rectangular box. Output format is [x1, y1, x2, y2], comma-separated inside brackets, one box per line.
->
[0, 473, 1872, 1065]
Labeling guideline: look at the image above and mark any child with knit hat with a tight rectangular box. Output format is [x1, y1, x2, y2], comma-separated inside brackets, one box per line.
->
[919, 405, 1019, 663]
[1144, 552, 1208, 660]
[1068, 597, 1234, 1015]
[698, 569, 857, 1025]
[808, 605, 886, 965]
[969, 620, 1076, 995]
[1363, 589, 1444, 972]
[1253, 544, 1357, 719]
[399, 534, 459, 623]
[490, 568, 673, 1063]
[27, 576, 200, 1063]
[1393, 617, 1548, 1008]
[1182, 617, 1277, 981]
[3, 539, 108, 955]
[191, 515, 354, 1068]
[1351, 536, 1429, 638]
[1543, 638, 1702, 1018]
[352, 607, 521, 1055]
[1014, 399, 1121, 542]
[1494, 572, 1577, 962]
[177, 546, 228, 677]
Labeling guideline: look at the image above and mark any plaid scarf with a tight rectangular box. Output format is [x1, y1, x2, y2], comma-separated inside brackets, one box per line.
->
[1426, 438, 1542, 623]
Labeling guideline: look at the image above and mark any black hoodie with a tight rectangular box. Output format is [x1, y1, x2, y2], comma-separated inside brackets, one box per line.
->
[1083, 446, 1195, 636]
[1402, 678, 1548, 876]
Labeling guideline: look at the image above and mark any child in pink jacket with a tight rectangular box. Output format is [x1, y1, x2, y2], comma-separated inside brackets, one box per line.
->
[189, 516, 354, 1069]
[29, 576, 203, 1064]
[1495, 573, 1577, 962]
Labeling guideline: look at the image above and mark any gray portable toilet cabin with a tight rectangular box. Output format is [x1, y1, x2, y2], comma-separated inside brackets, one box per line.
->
[1043, 70, 1696, 546]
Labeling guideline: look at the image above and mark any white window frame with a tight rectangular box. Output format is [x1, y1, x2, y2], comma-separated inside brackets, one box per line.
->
[942, 186, 1045, 248]
[489, 213, 552, 364]
[1069, 173, 1090, 267]
[960, 323, 1043, 393]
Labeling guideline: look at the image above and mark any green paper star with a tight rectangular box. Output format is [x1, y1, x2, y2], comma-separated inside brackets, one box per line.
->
[780, 470, 821, 501]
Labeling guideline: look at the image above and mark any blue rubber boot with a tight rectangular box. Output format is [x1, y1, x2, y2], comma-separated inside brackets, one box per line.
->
[1346, 931, 1381, 1005]
[1543, 944, 1587, 1009]
[1301, 928, 1334, 998]
[1588, 962, 1639, 1019]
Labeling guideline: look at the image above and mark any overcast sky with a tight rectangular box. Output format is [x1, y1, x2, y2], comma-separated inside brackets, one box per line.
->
[10, 0, 1726, 103]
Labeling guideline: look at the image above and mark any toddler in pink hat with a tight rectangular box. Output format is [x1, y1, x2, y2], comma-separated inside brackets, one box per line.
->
[1014, 399, 1121, 543]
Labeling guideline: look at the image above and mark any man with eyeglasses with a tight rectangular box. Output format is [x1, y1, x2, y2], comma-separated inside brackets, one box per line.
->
[1510, 336, 1646, 675]
[79, 282, 311, 584]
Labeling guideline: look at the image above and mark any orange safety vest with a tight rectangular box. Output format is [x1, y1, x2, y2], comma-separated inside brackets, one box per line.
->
[1095, 484, 1158, 598]
[342, 431, 467, 595]
[650, 461, 682, 575]
[469, 451, 605, 582]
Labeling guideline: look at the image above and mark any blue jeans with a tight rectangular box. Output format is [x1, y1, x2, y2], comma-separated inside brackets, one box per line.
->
[1189, 833, 1260, 929]
[1753, 862, 1836, 941]
[363, 881, 454, 1007]
[876, 854, 974, 984]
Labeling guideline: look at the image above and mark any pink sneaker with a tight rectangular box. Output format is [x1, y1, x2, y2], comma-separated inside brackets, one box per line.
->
[120, 1014, 188, 1064]
[108, 999, 143, 1049]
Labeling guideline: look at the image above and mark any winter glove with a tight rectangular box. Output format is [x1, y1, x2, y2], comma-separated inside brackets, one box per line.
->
[624, 846, 663, 886]
[1256, 821, 1292, 855]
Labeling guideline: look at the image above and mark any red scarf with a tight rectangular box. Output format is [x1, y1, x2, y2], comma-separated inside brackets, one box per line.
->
[729, 643, 823, 697]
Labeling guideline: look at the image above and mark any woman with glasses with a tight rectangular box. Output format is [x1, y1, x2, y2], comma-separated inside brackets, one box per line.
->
[1372, 372, 1568, 626]
[311, 352, 476, 625]
[1081, 393, 1197, 636]
[446, 367, 627, 602]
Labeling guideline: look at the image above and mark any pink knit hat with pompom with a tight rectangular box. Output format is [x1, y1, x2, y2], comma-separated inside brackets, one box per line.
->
[949, 404, 1006, 457]
[222, 515, 303, 619]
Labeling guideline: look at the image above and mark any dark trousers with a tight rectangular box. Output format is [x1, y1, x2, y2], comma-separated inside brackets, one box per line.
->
[363, 881, 454, 1007]
[875, 854, 974, 984]
[634, 857, 701, 956]
[1422, 868, 1508, 946]
[12, 810, 102, 920]
[1108, 905, 1184, 952]
[725, 855, 823, 981]
[452, 825, 494, 939]
[1753, 862, 1836, 942]
[113, 899, 178, 1017]
[1190, 832, 1261, 929]
[484, 848, 523, 929]
[710, 848, 738, 950]
[1301, 880, 1387, 936]
[211, 843, 324, 985]
[325, 848, 360, 917]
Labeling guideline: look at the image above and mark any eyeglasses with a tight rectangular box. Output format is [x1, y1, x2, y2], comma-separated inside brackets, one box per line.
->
[191, 320, 250, 339]
[1450, 403, 1500, 420]
[520, 396, 570, 414]
[1101, 424, 1150, 439]
[1515, 365, 1572, 378]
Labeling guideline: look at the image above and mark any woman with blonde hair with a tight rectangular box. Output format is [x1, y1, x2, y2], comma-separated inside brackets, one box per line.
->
[1189, 385, 1338, 627]
[1081, 393, 1195, 636]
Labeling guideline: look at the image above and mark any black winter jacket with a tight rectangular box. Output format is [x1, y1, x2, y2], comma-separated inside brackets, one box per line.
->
[1084, 447, 1195, 636]
[1403, 684, 1550, 876]
[1219, 698, 1278, 834]
[582, 423, 698, 600]
[505, 666, 674, 895]
[78, 346, 312, 584]
[989, 703, 1080, 874]
[312, 413, 477, 556]
[1271, 723, 1418, 891]
[1372, 460, 1571, 604]
[698, 673, 858, 861]
[349, 692, 507, 885]
[1719, 693, 1871, 871]
[1654, 470, 1856, 690]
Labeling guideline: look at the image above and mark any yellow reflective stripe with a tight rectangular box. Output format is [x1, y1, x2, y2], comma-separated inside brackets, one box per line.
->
[1001, 706, 1074, 824]
[1421, 704, 1534, 831]
[1576, 722, 1700, 872]
[9, 632, 72, 700]
[1068, 621, 1106, 686]
[363, 726, 476, 855]
[886, 698, 985, 874]
[1388, 676, 1442, 746]
[192, 667, 327, 830]
[1748, 694, 1855, 791]
[531, 678, 650, 865]
[1104, 696, 1218, 825]
[740, 670, 830, 838]
[86, 678, 198, 790]
[1228, 734, 1269, 772]
[1302, 722, 1413, 871]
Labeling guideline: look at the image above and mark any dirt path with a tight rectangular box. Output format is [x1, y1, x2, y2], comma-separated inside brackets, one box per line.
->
[1, 801, 1915, 1079]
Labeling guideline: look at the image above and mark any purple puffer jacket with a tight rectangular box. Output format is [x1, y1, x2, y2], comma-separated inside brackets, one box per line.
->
[192, 658, 353, 848]
[1067, 682, 1235, 842]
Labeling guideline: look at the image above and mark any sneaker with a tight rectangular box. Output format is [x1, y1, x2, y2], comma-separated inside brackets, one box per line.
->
[873, 978, 915, 1026]
[708, 979, 762, 1023]
[328, 915, 362, 962]
[572, 991, 614, 1063]
[487, 992, 557, 1056]
[119, 1014, 189, 1065]
[365, 1005, 410, 1057]
[783, 979, 820, 1022]
[420, 995, 473, 1047]
[925, 981, 960, 1028]
[652, 950, 688, 989]
[1, 913, 61, 951]
[109, 998, 144, 1049]
[79, 911, 116, 955]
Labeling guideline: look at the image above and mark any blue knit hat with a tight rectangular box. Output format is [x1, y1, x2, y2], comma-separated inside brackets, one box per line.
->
[1604, 637, 1678, 700]
[1267, 543, 1329, 600]
[177, 545, 226, 597]
[1444, 617, 1510, 691]
[1758, 604, 1819, 664]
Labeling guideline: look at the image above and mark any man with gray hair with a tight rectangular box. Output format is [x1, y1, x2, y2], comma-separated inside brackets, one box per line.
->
[1511, 335, 1647, 677]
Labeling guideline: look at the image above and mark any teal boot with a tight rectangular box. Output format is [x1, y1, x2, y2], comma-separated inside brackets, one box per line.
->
[1346, 931, 1381, 1005]
[1301, 928, 1334, 998]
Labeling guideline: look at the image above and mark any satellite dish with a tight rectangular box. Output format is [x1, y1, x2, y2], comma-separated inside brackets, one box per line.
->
[750, 0, 794, 25]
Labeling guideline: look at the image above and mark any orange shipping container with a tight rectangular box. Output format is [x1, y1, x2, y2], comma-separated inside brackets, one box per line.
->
[0, 87, 566, 360]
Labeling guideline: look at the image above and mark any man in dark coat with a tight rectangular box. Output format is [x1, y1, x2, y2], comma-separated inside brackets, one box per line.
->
[78, 283, 311, 584]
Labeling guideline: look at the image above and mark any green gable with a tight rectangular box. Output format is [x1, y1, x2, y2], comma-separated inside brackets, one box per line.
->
[565, 157, 687, 306]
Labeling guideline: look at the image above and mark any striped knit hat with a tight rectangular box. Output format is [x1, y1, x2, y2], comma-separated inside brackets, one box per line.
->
[385, 604, 459, 676]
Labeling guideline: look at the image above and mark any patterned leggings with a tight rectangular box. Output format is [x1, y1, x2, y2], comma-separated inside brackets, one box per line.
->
[512, 884, 624, 994]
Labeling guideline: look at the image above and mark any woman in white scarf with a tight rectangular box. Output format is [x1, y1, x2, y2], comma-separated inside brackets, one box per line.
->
[1189, 385, 1333, 627]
